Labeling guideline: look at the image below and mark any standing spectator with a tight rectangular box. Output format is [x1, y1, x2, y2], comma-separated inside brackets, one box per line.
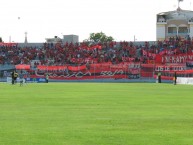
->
[14, 71, 18, 84]
[173, 72, 177, 85]
[158, 72, 162, 83]
[19, 70, 24, 86]
[11, 70, 15, 85]
[46, 74, 49, 83]
[11, 70, 18, 85]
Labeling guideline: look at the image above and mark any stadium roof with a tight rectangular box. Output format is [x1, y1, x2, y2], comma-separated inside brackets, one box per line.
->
[157, 8, 193, 21]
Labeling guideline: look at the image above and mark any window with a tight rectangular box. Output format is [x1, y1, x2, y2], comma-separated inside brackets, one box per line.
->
[178, 27, 188, 34]
[168, 27, 177, 34]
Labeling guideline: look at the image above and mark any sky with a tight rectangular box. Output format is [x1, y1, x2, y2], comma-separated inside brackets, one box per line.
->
[0, 0, 192, 43]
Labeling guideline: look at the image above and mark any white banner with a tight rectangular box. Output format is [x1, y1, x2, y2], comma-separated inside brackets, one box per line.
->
[7, 77, 23, 84]
[177, 77, 193, 85]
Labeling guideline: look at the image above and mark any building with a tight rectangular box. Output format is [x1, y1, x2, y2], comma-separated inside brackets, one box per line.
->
[156, 7, 193, 41]
[63, 35, 79, 44]
[45, 36, 62, 43]
[45, 35, 79, 44]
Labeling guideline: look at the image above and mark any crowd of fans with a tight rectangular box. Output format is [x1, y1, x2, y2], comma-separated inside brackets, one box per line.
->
[0, 37, 193, 66]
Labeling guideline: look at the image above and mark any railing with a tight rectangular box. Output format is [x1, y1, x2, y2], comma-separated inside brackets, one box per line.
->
[178, 32, 189, 37]
[1, 63, 193, 82]
[167, 33, 177, 37]
[0, 64, 15, 70]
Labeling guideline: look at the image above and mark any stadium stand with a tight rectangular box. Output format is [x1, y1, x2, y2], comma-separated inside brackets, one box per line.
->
[0, 37, 192, 66]
[0, 37, 193, 81]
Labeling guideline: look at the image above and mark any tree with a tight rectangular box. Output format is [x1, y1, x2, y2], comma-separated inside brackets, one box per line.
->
[0, 37, 2, 42]
[88, 32, 114, 43]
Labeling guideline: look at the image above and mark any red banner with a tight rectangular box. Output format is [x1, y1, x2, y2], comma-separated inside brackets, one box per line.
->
[37, 65, 67, 71]
[142, 50, 156, 59]
[37, 65, 87, 71]
[68, 65, 86, 71]
[15, 64, 30, 70]
[155, 53, 193, 63]
[27, 62, 193, 80]
[0, 42, 18, 46]
[155, 65, 186, 72]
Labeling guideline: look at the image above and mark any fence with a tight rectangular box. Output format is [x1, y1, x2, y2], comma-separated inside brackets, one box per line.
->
[1, 63, 193, 82]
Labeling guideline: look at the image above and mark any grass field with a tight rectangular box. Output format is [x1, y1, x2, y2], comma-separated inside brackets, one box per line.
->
[0, 82, 193, 145]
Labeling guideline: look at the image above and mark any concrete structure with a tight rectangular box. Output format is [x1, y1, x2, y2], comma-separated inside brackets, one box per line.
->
[24, 32, 28, 43]
[63, 35, 79, 44]
[45, 35, 79, 44]
[45, 36, 62, 43]
[156, 7, 193, 41]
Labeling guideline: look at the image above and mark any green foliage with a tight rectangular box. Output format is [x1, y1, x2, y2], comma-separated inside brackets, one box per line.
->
[1, 83, 193, 145]
[89, 32, 114, 43]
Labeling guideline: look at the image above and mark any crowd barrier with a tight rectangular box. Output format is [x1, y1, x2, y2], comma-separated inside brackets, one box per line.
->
[2, 63, 193, 82]
[6, 77, 23, 84]
[6, 77, 46, 83]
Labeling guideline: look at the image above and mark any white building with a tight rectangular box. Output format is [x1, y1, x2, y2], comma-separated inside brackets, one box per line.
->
[45, 35, 79, 44]
[45, 36, 62, 43]
[156, 7, 193, 41]
[63, 35, 79, 44]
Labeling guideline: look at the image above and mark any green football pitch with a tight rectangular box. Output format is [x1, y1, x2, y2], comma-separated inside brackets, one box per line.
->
[0, 82, 193, 145]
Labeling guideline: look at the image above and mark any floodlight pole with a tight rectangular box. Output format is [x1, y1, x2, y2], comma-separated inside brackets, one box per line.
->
[134, 35, 136, 42]
[9, 35, 11, 42]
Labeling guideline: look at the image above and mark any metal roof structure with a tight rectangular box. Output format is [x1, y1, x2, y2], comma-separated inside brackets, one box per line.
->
[157, 8, 193, 22]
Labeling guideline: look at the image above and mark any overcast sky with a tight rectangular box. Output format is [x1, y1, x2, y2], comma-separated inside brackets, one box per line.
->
[0, 0, 192, 43]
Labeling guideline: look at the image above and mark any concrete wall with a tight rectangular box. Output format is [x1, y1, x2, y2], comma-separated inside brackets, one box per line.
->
[63, 35, 79, 44]
[156, 24, 166, 40]
[189, 23, 193, 38]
